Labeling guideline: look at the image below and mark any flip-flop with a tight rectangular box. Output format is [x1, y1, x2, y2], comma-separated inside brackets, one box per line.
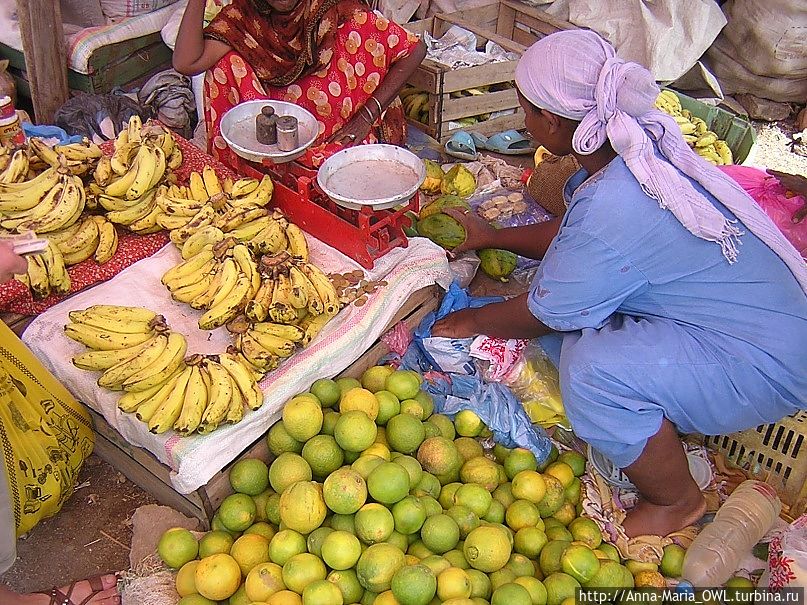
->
[444, 131, 479, 161]
[36, 574, 119, 605]
[483, 130, 536, 155]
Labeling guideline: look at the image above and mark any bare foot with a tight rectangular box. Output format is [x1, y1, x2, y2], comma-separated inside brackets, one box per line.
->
[2, 573, 120, 605]
[623, 492, 707, 538]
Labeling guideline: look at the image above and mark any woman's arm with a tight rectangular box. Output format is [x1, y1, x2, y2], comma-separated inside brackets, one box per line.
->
[173, 0, 231, 76]
[330, 39, 427, 145]
[431, 293, 552, 339]
[443, 208, 562, 260]
[0, 242, 27, 284]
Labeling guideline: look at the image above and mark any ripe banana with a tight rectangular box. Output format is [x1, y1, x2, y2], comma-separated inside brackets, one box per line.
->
[199, 273, 252, 330]
[301, 263, 340, 316]
[26, 254, 51, 299]
[284, 223, 309, 261]
[237, 333, 280, 370]
[28, 177, 86, 234]
[147, 147, 167, 191]
[126, 145, 158, 200]
[232, 244, 261, 296]
[28, 138, 61, 169]
[180, 225, 225, 260]
[268, 271, 297, 323]
[225, 382, 244, 424]
[106, 190, 157, 226]
[162, 245, 216, 287]
[64, 322, 155, 351]
[55, 140, 103, 162]
[135, 372, 183, 423]
[189, 171, 209, 202]
[118, 382, 165, 414]
[148, 366, 193, 433]
[98, 334, 169, 390]
[128, 203, 164, 234]
[41, 241, 71, 295]
[52, 217, 99, 257]
[0, 150, 30, 184]
[233, 175, 274, 207]
[228, 216, 273, 242]
[128, 115, 143, 143]
[93, 217, 118, 263]
[248, 329, 296, 357]
[0, 167, 62, 212]
[202, 166, 222, 198]
[80, 305, 158, 324]
[216, 206, 269, 233]
[300, 312, 332, 346]
[230, 178, 260, 198]
[218, 353, 264, 410]
[167, 146, 183, 171]
[122, 331, 188, 392]
[170, 202, 216, 245]
[198, 359, 234, 433]
[252, 220, 288, 254]
[287, 265, 310, 309]
[171, 272, 214, 304]
[72, 338, 154, 371]
[110, 141, 140, 176]
[67, 307, 161, 334]
[173, 364, 208, 435]
[251, 322, 305, 342]
[245, 278, 275, 322]
[106, 160, 140, 197]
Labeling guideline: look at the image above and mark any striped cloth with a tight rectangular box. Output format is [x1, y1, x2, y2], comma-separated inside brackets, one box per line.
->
[23, 237, 451, 494]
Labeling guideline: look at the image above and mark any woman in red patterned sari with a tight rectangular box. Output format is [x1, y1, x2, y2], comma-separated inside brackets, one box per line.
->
[173, 0, 426, 170]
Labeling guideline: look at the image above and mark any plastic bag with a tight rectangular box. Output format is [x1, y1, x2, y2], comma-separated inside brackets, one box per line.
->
[761, 514, 807, 589]
[0, 321, 94, 538]
[472, 338, 568, 429]
[719, 165, 807, 257]
[397, 281, 554, 462]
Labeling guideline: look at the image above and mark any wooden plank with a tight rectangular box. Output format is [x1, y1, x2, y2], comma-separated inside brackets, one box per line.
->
[501, 0, 577, 33]
[441, 89, 519, 122]
[16, 0, 69, 123]
[442, 61, 518, 93]
[496, 3, 518, 40]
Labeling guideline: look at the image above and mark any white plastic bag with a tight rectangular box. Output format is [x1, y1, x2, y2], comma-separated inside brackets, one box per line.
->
[761, 515, 807, 589]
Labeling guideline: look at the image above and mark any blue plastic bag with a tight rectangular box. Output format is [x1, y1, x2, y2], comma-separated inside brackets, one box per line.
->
[397, 281, 553, 463]
[22, 123, 83, 145]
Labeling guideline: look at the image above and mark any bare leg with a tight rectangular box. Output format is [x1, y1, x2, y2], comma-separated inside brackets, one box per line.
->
[0, 574, 120, 605]
[622, 418, 706, 538]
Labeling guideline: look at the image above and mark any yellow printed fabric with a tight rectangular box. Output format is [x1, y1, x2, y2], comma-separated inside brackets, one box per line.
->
[0, 321, 94, 536]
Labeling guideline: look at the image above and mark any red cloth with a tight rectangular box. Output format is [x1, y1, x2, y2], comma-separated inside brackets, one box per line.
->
[0, 137, 238, 315]
[204, 9, 419, 172]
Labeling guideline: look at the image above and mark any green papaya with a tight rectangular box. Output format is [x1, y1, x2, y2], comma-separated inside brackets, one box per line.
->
[419, 194, 471, 219]
[478, 248, 517, 281]
[416, 212, 467, 250]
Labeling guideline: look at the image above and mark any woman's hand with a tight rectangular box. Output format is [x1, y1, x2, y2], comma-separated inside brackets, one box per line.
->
[0, 242, 27, 284]
[431, 308, 481, 339]
[441, 208, 497, 255]
[328, 112, 374, 147]
[767, 169, 807, 223]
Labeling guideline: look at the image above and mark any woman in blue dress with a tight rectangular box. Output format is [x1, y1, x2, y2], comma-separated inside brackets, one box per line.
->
[433, 30, 807, 538]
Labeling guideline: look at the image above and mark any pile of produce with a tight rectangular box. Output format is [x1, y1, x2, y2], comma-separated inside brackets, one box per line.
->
[400, 85, 514, 128]
[415, 164, 518, 282]
[654, 90, 734, 166]
[157, 364, 702, 605]
[65, 304, 265, 435]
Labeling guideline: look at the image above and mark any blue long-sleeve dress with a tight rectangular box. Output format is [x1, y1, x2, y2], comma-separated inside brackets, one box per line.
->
[532, 156, 807, 468]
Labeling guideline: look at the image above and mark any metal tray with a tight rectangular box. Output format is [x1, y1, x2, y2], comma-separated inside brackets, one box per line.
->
[220, 100, 319, 164]
[317, 144, 425, 211]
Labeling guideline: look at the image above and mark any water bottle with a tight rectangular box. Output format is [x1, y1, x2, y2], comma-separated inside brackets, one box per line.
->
[682, 480, 781, 586]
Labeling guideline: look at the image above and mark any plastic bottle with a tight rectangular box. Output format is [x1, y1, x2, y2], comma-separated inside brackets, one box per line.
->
[682, 480, 781, 586]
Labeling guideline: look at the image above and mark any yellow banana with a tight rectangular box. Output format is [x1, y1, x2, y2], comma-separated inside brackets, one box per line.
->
[236, 333, 279, 371]
[230, 178, 260, 198]
[26, 254, 51, 299]
[245, 277, 275, 322]
[73, 336, 155, 371]
[714, 140, 733, 165]
[216, 206, 270, 232]
[198, 359, 234, 433]
[27, 177, 85, 234]
[284, 223, 309, 261]
[135, 371, 184, 423]
[93, 217, 119, 264]
[170, 203, 216, 245]
[0, 150, 30, 183]
[110, 141, 140, 176]
[202, 166, 222, 198]
[287, 265, 310, 309]
[251, 322, 305, 342]
[55, 140, 102, 161]
[117, 381, 165, 414]
[300, 312, 332, 346]
[248, 329, 296, 357]
[127, 203, 164, 233]
[199, 273, 252, 330]
[181, 225, 225, 260]
[125, 145, 157, 200]
[98, 334, 169, 390]
[233, 175, 273, 207]
[128, 115, 143, 142]
[51, 218, 97, 256]
[106, 189, 157, 226]
[218, 353, 264, 410]
[224, 380, 244, 424]
[165, 259, 217, 293]
[28, 138, 61, 168]
[190, 261, 227, 310]
[147, 146, 166, 191]
[157, 212, 193, 231]
[123, 331, 188, 392]
[148, 366, 193, 433]
[41, 241, 71, 295]
[93, 156, 114, 187]
[228, 216, 272, 242]
[232, 244, 261, 296]
[0, 167, 62, 212]
[252, 219, 288, 254]
[268, 271, 297, 323]
[301, 263, 340, 316]
[167, 146, 183, 171]
[209, 258, 239, 308]
[114, 128, 129, 150]
[171, 272, 214, 304]
[64, 322, 155, 351]
[106, 163, 140, 198]
[696, 133, 718, 149]
[189, 171, 209, 202]
[161, 243, 216, 286]
[174, 364, 209, 434]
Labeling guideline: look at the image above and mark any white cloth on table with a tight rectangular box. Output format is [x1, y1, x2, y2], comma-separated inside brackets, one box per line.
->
[23, 236, 451, 494]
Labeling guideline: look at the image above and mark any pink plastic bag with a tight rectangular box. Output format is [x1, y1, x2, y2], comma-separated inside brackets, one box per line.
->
[719, 165, 807, 257]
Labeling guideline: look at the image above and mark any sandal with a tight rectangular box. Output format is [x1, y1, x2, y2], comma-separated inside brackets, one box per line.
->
[482, 130, 536, 155]
[444, 131, 479, 161]
[36, 574, 119, 605]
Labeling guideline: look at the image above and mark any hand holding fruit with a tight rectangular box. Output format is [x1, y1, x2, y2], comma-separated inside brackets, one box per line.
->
[0, 241, 26, 283]
[440, 207, 497, 256]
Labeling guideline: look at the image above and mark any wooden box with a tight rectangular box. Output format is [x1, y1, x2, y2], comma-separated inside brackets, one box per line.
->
[88, 286, 440, 527]
[403, 0, 575, 143]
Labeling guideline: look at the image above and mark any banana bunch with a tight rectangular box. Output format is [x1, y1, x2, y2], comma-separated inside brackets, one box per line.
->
[0, 168, 86, 234]
[0, 149, 30, 183]
[15, 240, 71, 299]
[655, 90, 734, 166]
[27, 137, 103, 177]
[66, 304, 264, 435]
[401, 87, 430, 125]
[154, 168, 275, 246]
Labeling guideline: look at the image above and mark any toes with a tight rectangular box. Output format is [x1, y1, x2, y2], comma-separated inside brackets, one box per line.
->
[98, 574, 119, 591]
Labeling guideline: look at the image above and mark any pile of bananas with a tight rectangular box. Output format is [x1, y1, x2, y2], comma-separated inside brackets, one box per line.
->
[400, 87, 431, 125]
[655, 90, 734, 166]
[91, 116, 182, 234]
[155, 167, 275, 247]
[66, 304, 265, 435]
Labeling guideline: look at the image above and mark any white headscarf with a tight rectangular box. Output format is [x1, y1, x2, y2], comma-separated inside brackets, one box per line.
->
[515, 30, 807, 293]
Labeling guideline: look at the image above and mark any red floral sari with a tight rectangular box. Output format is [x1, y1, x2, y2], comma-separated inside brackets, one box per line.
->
[203, 4, 420, 171]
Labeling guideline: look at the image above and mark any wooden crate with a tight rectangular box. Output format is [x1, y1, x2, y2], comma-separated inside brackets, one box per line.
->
[88, 285, 440, 527]
[403, 0, 575, 143]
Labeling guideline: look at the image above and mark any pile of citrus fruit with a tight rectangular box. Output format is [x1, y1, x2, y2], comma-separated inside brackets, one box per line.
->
[157, 365, 688, 605]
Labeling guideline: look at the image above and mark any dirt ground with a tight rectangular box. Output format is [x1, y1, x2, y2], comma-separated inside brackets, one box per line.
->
[1, 455, 155, 594]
